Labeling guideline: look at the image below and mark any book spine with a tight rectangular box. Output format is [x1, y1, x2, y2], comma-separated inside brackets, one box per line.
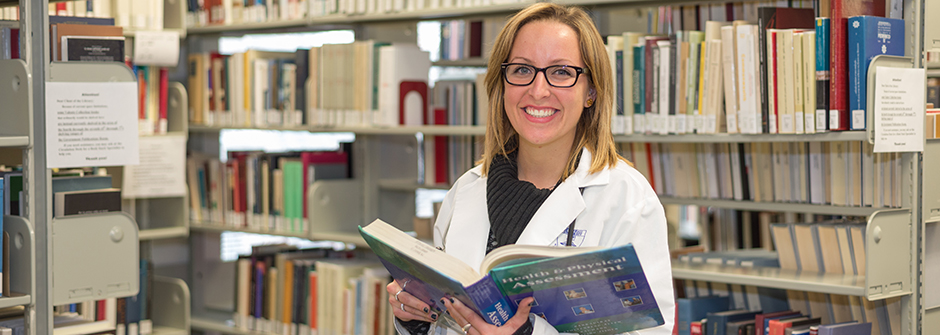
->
[633, 44, 645, 134]
[848, 16, 905, 131]
[816, 18, 830, 132]
[465, 275, 514, 327]
[757, 10, 771, 134]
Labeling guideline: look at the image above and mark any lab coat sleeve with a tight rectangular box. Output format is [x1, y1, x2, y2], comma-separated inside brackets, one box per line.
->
[601, 194, 676, 335]
[432, 178, 461, 249]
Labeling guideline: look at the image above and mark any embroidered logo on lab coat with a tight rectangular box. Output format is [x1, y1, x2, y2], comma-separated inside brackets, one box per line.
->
[551, 228, 587, 247]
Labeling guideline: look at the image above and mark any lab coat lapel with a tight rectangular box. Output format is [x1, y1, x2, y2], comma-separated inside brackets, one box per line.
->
[515, 177, 585, 245]
[445, 174, 489, 272]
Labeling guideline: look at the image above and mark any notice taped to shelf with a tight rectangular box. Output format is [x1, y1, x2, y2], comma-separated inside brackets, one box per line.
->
[132, 30, 180, 66]
[46, 81, 139, 168]
[121, 134, 186, 198]
[873, 66, 926, 153]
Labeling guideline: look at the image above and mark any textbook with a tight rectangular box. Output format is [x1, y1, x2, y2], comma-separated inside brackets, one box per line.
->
[358, 219, 664, 335]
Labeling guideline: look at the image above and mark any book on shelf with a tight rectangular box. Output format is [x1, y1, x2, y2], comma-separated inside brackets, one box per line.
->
[60, 35, 125, 62]
[50, 22, 122, 62]
[359, 219, 665, 334]
[676, 296, 729, 335]
[847, 15, 905, 131]
[829, 0, 886, 131]
[53, 187, 122, 218]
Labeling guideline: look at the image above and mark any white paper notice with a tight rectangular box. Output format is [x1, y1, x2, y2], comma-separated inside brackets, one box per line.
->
[122, 134, 187, 198]
[873, 67, 926, 153]
[133, 30, 180, 67]
[46, 81, 140, 168]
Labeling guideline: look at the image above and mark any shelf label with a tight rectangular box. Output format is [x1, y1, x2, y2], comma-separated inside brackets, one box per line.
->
[122, 134, 187, 198]
[873, 66, 926, 153]
[132, 30, 180, 67]
[46, 81, 139, 168]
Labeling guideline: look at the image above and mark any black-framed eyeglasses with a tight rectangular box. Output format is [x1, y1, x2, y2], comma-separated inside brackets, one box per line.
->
[500, 63, 587, 88]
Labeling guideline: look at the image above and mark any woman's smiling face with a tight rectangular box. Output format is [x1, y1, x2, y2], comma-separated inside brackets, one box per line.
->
[503, 20, 593, 151]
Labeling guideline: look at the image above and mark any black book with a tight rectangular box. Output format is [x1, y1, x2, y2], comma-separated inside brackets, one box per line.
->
[53, 188, 121, 217]
[61, 36, 124, 62]
[295, 49, 310, 124]
[756, 8, 815, 133]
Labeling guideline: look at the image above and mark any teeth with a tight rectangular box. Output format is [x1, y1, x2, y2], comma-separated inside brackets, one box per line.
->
[525, 108, 556, 118]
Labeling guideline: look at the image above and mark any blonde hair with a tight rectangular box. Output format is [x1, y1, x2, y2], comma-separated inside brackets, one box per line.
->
[478, 2, 626, 179]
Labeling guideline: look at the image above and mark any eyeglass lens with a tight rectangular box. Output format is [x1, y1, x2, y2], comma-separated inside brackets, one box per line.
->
[504, 64, 580, 87]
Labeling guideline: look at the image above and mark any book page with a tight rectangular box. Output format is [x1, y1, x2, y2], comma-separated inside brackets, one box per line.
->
[873, 66, 925, 153]
[45, 81, 139, 168]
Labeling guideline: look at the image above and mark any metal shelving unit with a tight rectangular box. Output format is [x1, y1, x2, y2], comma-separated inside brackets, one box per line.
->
[173, 0, 934, 334]
[657, 197, 891, 217]
[188, 124, 486, 135]
[613, 131, 869, 143]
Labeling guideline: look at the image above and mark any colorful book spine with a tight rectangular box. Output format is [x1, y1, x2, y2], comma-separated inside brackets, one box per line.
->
[847, 16, 905, 130]
[816, 18, 830, 132]
[829, 0, 886, 131]
[633, 44, 645, 134]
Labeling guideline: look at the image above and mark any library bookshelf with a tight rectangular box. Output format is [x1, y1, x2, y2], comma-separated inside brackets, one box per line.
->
[176, 0, 934, 334]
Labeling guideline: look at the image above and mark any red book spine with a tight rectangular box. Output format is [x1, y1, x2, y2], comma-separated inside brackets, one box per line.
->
[771, 31, 780, 132]
[690, 321, 703, 335]
[645, 143, 656, 192]
[309, 272, 317, 331]
[433, 107, 449, 184]
[159, 68, 169, 134]
[138, 67, 147, 121]
[10, 28, 18, 59]
[830, 0, 886, 131]
[95, 300, 107, 321]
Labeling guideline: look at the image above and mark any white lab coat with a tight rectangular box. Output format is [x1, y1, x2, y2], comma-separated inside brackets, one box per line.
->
[397, 148, 675, 335]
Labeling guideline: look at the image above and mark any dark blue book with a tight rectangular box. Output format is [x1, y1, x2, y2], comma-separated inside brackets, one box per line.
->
[676, 296, 730, 335]
[706, 309, 760, 335]
[755, 287, 790, 313]
[818, 321, 871, 335]
[816, 18, 831, 132]
[848, 16, 905, 130]
[616, 50, 625, 125]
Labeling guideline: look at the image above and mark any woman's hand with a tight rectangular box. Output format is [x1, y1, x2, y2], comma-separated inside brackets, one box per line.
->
[443, 297, 534, 335]
[387, 280, 438, 323]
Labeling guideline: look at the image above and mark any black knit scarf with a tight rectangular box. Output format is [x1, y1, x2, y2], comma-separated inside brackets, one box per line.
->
[485, 151, 559, 254]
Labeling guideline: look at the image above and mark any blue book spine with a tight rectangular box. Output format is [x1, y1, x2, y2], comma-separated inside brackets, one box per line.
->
[848, 16, 905, 130]
[465, 275, 514, 326]
[816, 18, 830, 132]
[633, 45, 645, 133]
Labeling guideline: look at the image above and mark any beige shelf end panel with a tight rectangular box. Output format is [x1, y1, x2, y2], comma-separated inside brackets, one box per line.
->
[865, 209, 912, 300]
[152, 276, 191, 333]
[52, 212, 140, 305]
[0, 60, 31, 146]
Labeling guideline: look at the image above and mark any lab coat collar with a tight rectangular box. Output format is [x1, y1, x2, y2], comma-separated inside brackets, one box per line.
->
[468, 147, 609, 189]
[516, 148, 607, 245]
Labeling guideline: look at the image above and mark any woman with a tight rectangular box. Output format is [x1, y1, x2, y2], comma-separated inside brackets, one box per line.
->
[388, 3, 675, 334]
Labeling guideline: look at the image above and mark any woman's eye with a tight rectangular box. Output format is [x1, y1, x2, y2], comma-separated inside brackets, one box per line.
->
[552, 68, 575, 77]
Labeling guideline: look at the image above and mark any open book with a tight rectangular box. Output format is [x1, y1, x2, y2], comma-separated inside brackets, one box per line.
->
[358, 219, 664, 335]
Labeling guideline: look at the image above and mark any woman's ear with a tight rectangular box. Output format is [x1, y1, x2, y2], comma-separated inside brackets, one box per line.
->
[584, 88, 597, 108]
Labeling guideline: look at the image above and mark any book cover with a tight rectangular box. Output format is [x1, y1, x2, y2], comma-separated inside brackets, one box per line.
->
[705, 309, 759, 335]
[676, 296, 730, 335]
[755, 310, 801, 335]
[61, 35, 124, 62]
[359, 219, 664, 335]
[847, 16, 905, 130]
[53, 188, 122, 217]
[51, 22, 122, 61]
[829, 0, 886, 131]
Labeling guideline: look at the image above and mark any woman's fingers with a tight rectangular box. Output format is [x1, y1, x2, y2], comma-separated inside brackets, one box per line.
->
[386, 281, 437, 322]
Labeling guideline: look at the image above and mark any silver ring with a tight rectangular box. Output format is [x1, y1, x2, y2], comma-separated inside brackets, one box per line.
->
[462, 323, 472, 333]
[395, 289, 403, 302]
[400, 303, 406, 312]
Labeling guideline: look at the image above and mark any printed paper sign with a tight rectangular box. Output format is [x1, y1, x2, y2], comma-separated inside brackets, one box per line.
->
[873, 67, 926, 153]
[46, 81, 140, 168]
